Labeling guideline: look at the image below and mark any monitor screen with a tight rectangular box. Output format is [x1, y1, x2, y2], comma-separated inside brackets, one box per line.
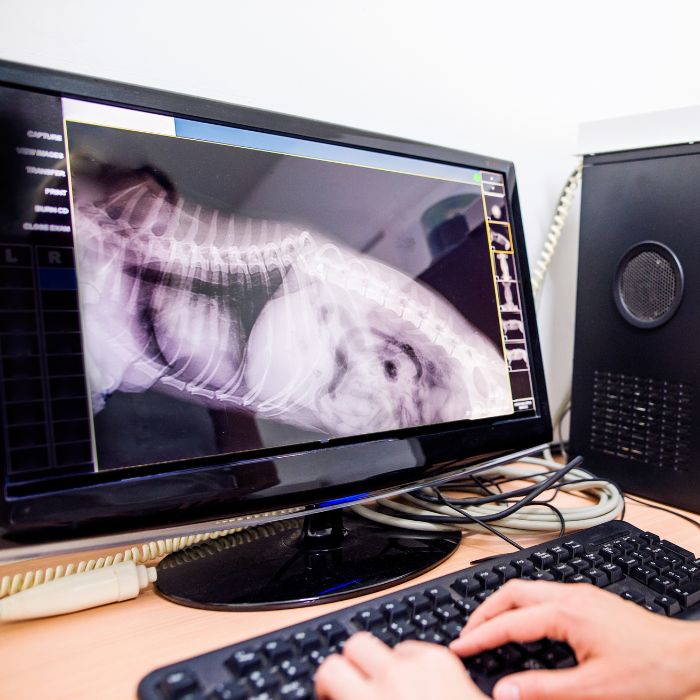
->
[0, 61, 549, 553]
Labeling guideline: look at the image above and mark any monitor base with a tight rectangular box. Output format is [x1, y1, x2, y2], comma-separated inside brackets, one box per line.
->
[155, 509, 461, 610]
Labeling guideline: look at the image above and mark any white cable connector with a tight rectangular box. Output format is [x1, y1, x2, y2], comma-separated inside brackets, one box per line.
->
[0, 509, 303, 601]
[0, 561, 157, 621]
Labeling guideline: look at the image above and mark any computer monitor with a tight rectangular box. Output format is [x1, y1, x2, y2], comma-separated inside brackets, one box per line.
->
[0, 60, 550, 609]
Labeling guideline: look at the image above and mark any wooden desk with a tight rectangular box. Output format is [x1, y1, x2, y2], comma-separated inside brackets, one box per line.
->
[1, 493, 699, 700]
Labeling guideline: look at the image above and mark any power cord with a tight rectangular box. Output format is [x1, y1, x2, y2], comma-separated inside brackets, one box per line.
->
[0, 511, 301, 621]
[352, 454, 624, 544]
[530, 161, 583, 302]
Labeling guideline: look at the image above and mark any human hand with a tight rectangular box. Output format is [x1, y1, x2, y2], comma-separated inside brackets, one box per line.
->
[450, 579, 700, 700]
[315, 631, 487, 700]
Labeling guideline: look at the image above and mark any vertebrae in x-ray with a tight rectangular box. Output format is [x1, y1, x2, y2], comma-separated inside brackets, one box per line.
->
[73, 171, 512, 437]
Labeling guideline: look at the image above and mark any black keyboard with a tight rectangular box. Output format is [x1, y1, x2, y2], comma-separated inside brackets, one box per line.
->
[138, 520, 700, 700]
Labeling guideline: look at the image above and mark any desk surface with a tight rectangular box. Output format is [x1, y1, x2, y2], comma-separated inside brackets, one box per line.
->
[1, 489, 700, 700]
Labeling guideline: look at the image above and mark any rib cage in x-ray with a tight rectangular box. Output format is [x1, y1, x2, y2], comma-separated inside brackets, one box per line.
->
[72, 171, 513, 438]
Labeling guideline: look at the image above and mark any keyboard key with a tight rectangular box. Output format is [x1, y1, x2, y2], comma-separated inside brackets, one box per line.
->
[530, 571, 555, 582]
[655, 595, 682, 615]
[381, 601, 409, 623]
[626, 537, 643, 551]
[631, 566, 656, 585]
[319, 622, 347, 646]
[455, 598, 479, 617]
[417, 631, 446, 645]
[435, 604, 462, 622]
[652, 559, 671, 575]
[451, 576, 480, 597]
[426, 586, 453, 607]
[600, 563, 623, 583]
[307, 650, 327, 667]
[547, 546, 570, 564]
[568, 558, 589, 573]
[667, 571, 690, 586]
[475, 571, 500, 591]
[530, 551, 554, 569]
[638, 546, 655, 560]
[440, 621, 464, 641]
[248, 670, 280, 694]
[568, 574, 588, 584]
[620, 589, 644, 604]
[404, 593, 431, 614]
[389, 621, 417, 641]
[159, 670, 200, 699]
[600, 546, 621, 562]
[279, 681, 312, 700]
[226, 650, 262, 676]
[207, 682, 249, 700]
[678, 564, 700, 581]
[262, 639, 293, 665]
[669, 580, 700, 607]
[615, 556, 639, 574]
[413, 612, 439, 631]
[292, 632, 322, 655]
[584, 553, 604, 568]
[583, 568, 609, 587]
[612, 538, 635, 555]
[551, 564, 574, 582]
[352, 609, 383, 630]
[639, 531, 661, 546]
[562, 540, 585, 558]
[655, 554, 679, 572]
[631, 551, 652, 565]
[492, 564, 517, 583]
[511, 558, 535, 577]
[649, 577, 673, 594]
[280, 659, 312, 680]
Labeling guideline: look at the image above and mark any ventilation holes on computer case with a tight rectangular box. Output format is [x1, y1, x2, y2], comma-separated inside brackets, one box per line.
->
[590, 371, 693, 471]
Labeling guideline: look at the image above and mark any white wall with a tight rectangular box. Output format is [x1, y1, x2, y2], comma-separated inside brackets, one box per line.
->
[2, 0, 700, 423]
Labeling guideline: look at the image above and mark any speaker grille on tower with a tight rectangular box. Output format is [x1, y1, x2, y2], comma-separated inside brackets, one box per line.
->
[590, 370, 693, 472]
[614, 241, 684, 328]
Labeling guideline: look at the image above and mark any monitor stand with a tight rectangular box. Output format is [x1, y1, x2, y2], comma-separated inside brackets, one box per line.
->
[155, 508, 461, 610]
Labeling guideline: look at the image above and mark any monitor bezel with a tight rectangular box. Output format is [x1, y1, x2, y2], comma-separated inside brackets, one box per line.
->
[0, 60, 551, 553]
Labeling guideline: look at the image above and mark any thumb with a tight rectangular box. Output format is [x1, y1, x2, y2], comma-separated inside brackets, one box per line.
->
[493, 666, 594, 700]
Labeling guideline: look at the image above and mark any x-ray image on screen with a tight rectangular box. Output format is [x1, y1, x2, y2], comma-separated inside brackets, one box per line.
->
[66, 123, 512, 470]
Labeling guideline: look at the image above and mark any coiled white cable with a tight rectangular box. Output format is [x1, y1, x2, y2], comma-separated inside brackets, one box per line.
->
[0, 509, 300, 600]
[530, 161, 583, 301]
[352, 455, 623, 536]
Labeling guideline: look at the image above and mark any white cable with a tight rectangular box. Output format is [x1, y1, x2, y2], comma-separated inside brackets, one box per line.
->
[0, 510, 300, 603]
[0, 561, 157, 621]
[531, 161, 583, 302]
[351, 455, 623, 536]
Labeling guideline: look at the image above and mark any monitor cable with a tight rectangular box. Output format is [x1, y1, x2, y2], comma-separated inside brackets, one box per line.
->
[351, 453, 625, 550]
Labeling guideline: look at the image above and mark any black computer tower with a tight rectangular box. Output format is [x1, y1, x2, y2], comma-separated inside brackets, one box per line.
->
[570, 143, 700, 513]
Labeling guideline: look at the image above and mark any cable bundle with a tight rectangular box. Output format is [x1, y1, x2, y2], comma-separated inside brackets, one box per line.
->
[352, 455, 625, 551]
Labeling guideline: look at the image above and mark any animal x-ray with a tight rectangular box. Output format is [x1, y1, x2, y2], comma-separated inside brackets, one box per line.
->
[66, 123, 512, 469]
